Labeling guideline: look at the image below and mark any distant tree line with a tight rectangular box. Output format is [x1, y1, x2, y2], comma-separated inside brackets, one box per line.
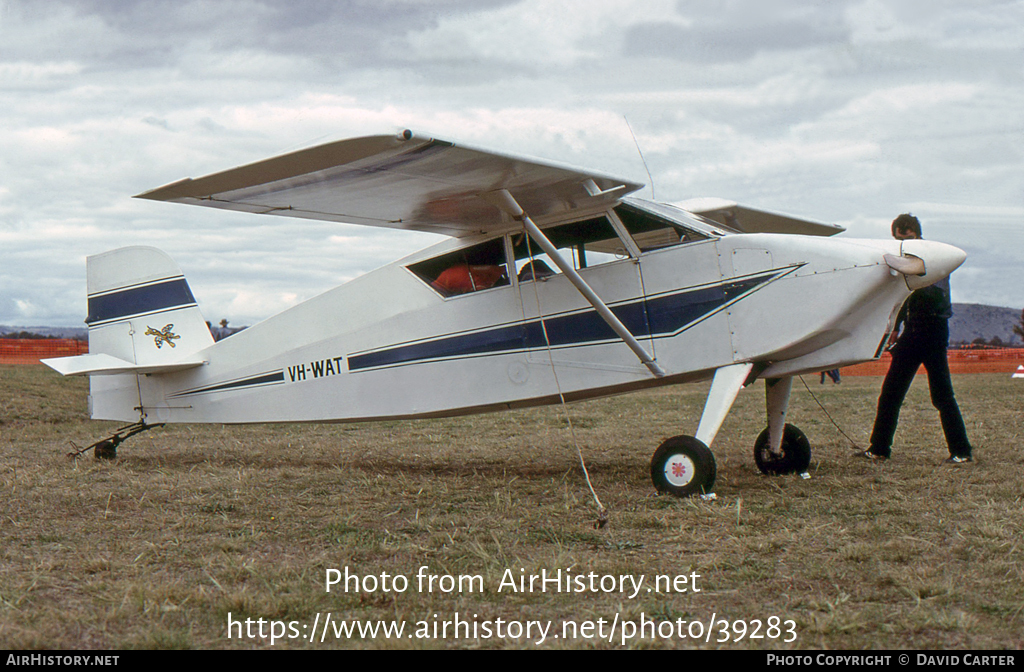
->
[1, 331, 57, 339]
[0, 331, 86, 341]
[969, 336, 1009, 347]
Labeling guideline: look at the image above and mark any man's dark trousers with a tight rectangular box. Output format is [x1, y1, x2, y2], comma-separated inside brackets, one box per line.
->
[869, 321, 971, 458]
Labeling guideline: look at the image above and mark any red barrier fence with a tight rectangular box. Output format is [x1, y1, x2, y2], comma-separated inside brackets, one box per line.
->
[0, 339, 88, 365]
[842, 348, 1024, 376]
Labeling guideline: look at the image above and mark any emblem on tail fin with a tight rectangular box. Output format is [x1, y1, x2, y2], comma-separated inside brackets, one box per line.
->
[146, 324, 180, 349]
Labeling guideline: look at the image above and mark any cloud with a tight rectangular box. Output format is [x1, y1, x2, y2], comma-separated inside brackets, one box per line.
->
[0, 0, 1021, 327]
[624, 2, 847, 63]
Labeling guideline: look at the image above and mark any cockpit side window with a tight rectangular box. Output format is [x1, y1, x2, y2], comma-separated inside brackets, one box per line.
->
[408, 238, 510, 298]
[614, 202, 708, 251]
[511, 214, 628, 281]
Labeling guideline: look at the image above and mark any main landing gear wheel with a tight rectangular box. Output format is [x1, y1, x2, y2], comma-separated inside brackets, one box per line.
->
[754, 423, 811, 475]
[651, 436, 717, 498]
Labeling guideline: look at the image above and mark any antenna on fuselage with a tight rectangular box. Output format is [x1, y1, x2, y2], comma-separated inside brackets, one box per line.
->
[624, 115, 655, 201]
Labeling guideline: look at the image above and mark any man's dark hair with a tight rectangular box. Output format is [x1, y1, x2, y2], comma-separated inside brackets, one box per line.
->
[892, 213, 922, 238]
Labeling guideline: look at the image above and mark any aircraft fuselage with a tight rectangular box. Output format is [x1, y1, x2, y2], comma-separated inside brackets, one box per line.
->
[88, 204, 962, 427]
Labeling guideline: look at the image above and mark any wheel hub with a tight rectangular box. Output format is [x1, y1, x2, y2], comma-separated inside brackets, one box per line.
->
[664, 453, 696, 487]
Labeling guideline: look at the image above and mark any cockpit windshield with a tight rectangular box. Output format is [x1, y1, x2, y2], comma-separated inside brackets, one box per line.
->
[614, 201, 713, 251]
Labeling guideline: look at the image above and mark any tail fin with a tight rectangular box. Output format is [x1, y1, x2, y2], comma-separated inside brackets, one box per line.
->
[85, 246, 214, 362]
[44, 246, 213, 376]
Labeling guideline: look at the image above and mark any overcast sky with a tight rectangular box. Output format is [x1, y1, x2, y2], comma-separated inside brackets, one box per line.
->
[2, 0, 1022, 328]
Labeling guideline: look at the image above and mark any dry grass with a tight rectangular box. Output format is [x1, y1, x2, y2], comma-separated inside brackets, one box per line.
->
[1, 365, 1022, 649]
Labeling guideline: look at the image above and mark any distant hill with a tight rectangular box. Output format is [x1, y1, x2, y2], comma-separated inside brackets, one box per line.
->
[950, 304, 1022, 346]
[3, 304, 1021, 347]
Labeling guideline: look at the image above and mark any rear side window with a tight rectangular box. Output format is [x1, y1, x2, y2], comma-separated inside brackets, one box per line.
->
[408, 238, 510, 297]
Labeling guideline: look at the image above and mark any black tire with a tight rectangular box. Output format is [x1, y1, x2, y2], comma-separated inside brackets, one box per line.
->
[93, 439, 117, 460]
[651, 436, 717, 497]
[753, 424, 811, 475]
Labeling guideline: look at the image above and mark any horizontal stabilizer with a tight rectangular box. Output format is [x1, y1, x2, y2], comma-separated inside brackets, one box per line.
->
[42, 353, 206, 377]
[677, 197, 844, 237]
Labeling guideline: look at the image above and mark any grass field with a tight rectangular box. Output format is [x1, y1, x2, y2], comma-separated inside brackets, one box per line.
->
[1, 365, 1021, 649]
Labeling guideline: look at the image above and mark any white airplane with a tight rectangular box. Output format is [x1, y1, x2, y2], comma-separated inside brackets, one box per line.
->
[44, 130, 966, 498]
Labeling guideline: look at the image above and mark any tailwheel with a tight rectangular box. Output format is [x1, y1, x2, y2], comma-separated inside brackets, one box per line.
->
[754, 423, 811, 475]
[66, 422, 164, 461]
[651, 436, 717, 498]
[93, 439, 118, 460]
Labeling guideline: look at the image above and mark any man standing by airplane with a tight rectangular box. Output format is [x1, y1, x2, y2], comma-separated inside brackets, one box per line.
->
[861, 214, 973, 463]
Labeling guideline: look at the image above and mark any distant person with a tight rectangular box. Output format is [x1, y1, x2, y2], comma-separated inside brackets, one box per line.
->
[208, 319, 239, 341]
[861, 214, 973, 463]
[820, 369, 841, 384]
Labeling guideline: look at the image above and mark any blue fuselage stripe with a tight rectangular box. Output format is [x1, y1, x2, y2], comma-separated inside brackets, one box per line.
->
[87, 278, 197, 325]
[348, 274, 768, 371]
[170, 371, 286, 397]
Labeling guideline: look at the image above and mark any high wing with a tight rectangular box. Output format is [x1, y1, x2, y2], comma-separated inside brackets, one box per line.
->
[135, 131, 644, 237]
[676, 197, 845, 237]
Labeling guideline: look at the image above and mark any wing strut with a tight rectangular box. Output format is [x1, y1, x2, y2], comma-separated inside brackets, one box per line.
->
[490, 189, 665, 378]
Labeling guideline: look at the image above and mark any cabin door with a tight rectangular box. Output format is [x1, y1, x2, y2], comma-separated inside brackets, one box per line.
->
[512, 215, 650, 376]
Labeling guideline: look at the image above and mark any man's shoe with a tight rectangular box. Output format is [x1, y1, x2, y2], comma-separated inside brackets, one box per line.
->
[856, 450, 888, 461]
[944, 455, 973, 464]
